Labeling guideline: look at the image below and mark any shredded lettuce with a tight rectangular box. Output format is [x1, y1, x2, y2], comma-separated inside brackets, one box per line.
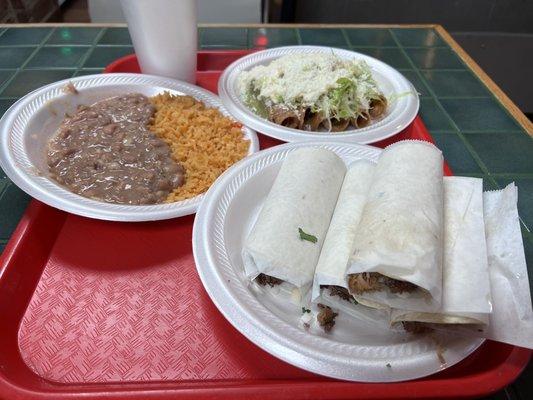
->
[327, 77, 360, 120]
[387, 90, 416, 105]
[244, 88, 269, 118]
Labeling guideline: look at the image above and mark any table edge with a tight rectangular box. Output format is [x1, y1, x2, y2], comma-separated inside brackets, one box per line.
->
[0, 22, 438, 28]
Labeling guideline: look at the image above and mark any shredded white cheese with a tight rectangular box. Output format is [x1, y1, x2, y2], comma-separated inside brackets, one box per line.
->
[238, 53, 379, 111]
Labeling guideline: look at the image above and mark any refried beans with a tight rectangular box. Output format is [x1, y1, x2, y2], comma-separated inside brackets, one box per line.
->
[47, 93, 184, 205]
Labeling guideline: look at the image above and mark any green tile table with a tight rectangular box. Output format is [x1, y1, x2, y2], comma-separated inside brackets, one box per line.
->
[0, 23, 531, 399]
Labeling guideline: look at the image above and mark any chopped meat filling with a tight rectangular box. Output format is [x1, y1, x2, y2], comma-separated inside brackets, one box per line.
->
[402, 321, 434, 334]
[322, 285, 351, 301]
[348, 272, 418, 295]
[255, 273, 283, 287]
[383, 277, 418, 294]
[317, 303, 338, 332]
[348, 272, 380, 294]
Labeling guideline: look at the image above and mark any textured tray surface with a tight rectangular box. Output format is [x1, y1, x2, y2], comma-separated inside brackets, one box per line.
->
[18, 215, 313, 382]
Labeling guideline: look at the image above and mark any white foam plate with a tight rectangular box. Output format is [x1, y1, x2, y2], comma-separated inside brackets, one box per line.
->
[0, 73, 259, 221]
[218, 46, 419, 144]
[193, 141, 483, 382]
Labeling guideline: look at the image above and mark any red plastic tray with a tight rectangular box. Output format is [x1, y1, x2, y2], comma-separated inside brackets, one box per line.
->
[0, 50, 529, 400]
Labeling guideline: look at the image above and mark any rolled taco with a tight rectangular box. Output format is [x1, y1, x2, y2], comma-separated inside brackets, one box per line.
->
[268, 105, 305, 129]
[351, 110, 370, 129]
[311, 160, 375, 302]
[303, 111, 327, 131]
[243, 147, 346, 293]
[391, 177, 492, 332]
[368, 95, 387, 119]
[308, 160, 395, 330]
[330, 118, 351, 132]
[347, 141, 445, 312]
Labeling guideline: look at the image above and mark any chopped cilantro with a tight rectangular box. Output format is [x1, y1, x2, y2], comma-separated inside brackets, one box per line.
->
[302, 307, 311, 314]
[299, 228, 317, 243]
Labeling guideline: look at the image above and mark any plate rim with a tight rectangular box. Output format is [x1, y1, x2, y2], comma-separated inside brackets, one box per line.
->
[218, 45, 420, 144]
[0, 73, 259, 222]
[193, 140, 484, 382]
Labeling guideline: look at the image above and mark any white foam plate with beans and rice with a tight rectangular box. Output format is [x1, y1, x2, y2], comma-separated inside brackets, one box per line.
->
[0, 73, 259, 221]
